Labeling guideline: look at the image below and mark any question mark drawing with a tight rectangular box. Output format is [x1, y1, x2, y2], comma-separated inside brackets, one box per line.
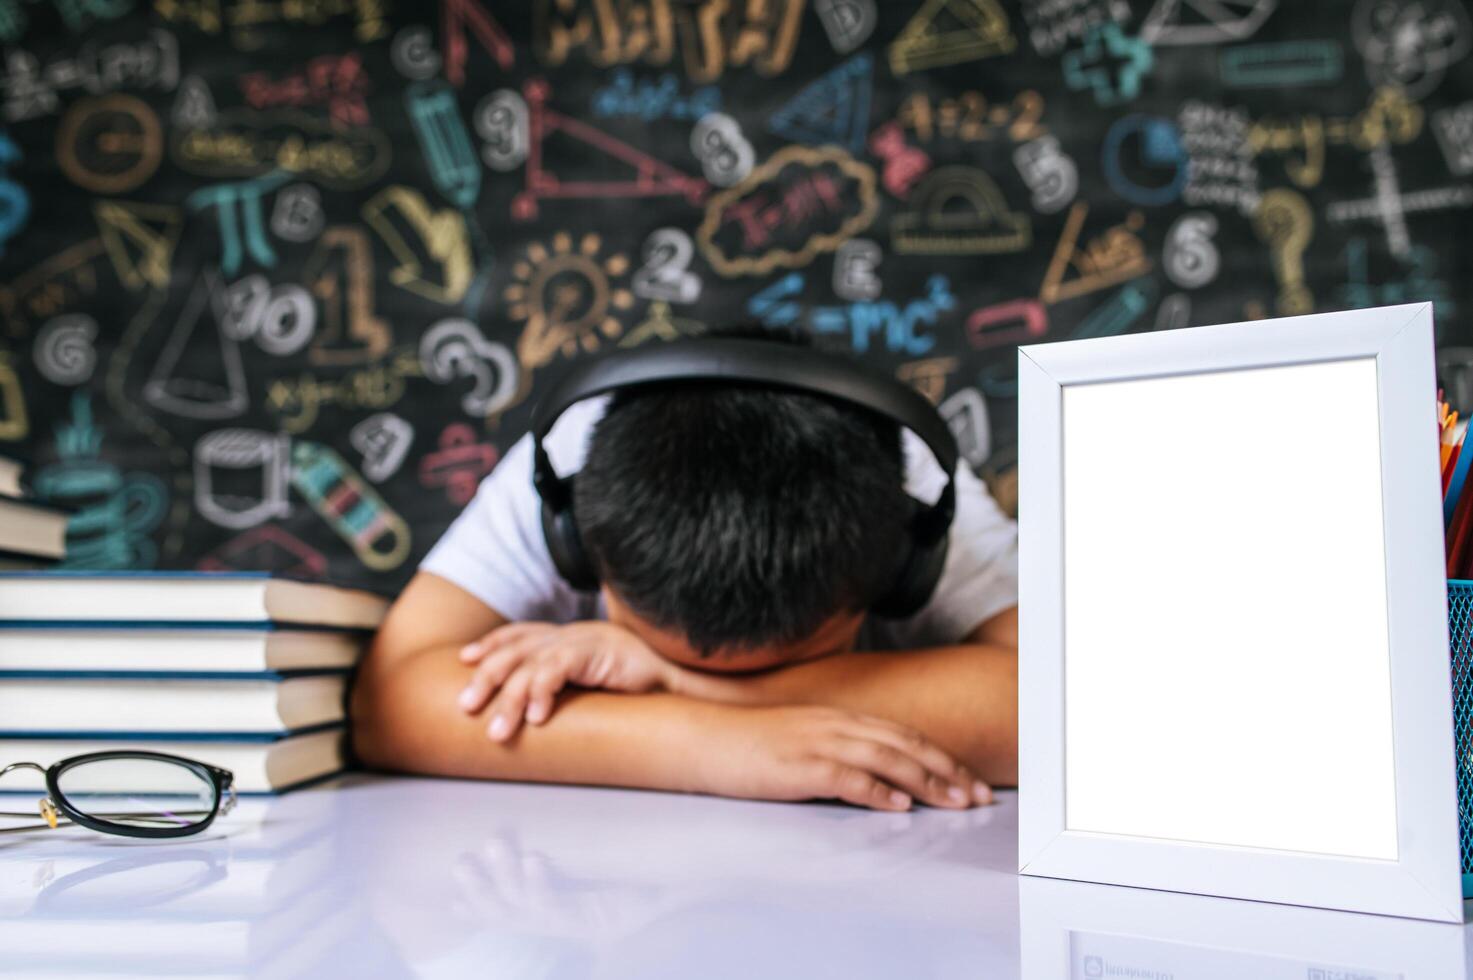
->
[1253, 188, 1314, 316]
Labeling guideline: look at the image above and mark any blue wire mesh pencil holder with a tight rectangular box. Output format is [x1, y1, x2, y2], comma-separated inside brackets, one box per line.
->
[1448, 580, 1473, 896]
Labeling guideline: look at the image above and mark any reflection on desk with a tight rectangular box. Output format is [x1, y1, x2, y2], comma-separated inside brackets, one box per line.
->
[4, 776, 1472, 978]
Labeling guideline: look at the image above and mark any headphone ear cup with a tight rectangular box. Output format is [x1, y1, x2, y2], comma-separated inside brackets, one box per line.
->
[870, 497, 951, 619]
[540, 484, 600, 592]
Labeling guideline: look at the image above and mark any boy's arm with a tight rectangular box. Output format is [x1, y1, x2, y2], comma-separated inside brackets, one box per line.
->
[350, 572, 989, 808]
[675, 606, 1019, 786]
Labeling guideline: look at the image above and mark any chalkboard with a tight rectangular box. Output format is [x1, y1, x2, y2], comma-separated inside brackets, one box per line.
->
[0, 0, 1469, 594]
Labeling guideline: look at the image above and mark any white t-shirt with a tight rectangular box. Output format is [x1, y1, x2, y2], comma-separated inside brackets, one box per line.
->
[422, 397, 1019, 650]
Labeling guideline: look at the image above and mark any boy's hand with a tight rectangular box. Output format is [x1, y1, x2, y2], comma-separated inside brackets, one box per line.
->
[696, 704, 994, 811]
[458, 622, 682, 740]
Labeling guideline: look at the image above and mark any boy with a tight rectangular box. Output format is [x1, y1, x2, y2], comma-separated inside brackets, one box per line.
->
[351, 328, 1018, 811]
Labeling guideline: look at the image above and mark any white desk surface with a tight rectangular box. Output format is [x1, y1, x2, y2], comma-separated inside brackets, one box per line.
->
[3, 775, 1471, 978]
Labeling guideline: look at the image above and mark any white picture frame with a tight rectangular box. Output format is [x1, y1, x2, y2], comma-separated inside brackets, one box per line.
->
[1017, 303, 1463, 922]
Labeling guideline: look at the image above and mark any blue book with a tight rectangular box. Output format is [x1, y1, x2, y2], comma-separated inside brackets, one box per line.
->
[0, 571, 388, 629]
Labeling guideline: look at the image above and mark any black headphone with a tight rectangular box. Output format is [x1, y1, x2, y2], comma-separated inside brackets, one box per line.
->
[529, 338, 959, 619]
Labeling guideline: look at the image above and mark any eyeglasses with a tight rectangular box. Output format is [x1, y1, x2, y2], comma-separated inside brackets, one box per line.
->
[0, 750, 236, 839]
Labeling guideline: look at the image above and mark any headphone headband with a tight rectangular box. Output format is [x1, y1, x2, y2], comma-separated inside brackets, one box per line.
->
[531, 339, 960, 481]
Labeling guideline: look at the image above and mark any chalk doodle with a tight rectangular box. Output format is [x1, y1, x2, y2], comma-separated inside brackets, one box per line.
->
[1247, 87, 1423, 189]
[891, 168, 1031, 255]
[1014, 136, 1077, 214]
[1062, 23, 1154, 108]
[1327, 144, 1473, 259]
[56, 94, 163, 194]
[1336, 237, 1454, 316]
[897, 357, 958, 404]
[198, 524, 327, 579]
[632, 228, 702, 304]
[620, 301, 705, 347]
[350, 412, 414, 482]
[592, 70, 720, 121]
[0, 130, 26, 258]
[691, 113, 755, 188]
[171, 109, 391, 188]
[816, 0, 875, 54]
[1140, 0, 1277, 46]
[507, 232, 635, 369]
[266, 350, 423, 433]
[93, 199, 179, 291]
[867, 122, 932, 200]
[144, 273, 249, 419]
[1039, 202, 1151, 305]
[832, 238, 881, 303]
[697, 145, 878, 278]
[895, 90, 1048, 144]
[442, 0, 514, 85]
[940, 387, 991, 469]
[290, 440, 411, 571]
[406, 83, 480, 212]
[391, 25, 441, 80]
[364, 186, 474, 306]
[474, 89, 531, 172]
[1253, 188, 1314, 316]
[515, 79, 708, 221]
[187, 171, 290, 275]
[305, 226, 391, 366]
[889, 0, 1015, 76]
[1073, 277, 1157, 339]
[420, 317, 520, 417]
[1439, 348, 1473, 417]
[270, 183, 324, 242]
[0, 351, 24, 439]
[154, 0, 389, 49]
[749, 272, 954, 356]
[1163, 212, 1220, 289]
[1177, 100, 1259, 214]
[1351, 0, 1470, 100]
[193, 428, 290, 530]
[0, 239, 109, 338]
[767, 53, 872, 154]
[34, 393, 167, 569]
[1433, 102, 1473, 176]
[34, 314, 99, 386]
[1102, 114, 1187, 207]
[238, 52, 370, 128]
[1218, 40, 1343, 88]
[420, 422, 498, 506]
[0, 29, 178, 123]
[1023, 0, 1131, 56]
[171, 74, 215, 128]
[965, 298, 1049, 352]
[535, 0, 804, 82]
[1154, 291, 1192, 331]
[220, 274, 315, 356]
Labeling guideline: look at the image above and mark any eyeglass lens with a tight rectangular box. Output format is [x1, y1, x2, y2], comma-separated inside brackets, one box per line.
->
[54, 758, 217, 832]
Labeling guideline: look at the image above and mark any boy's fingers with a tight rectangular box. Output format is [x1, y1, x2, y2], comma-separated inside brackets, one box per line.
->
[486, 669, 535, 741]
[525, 662, 571, 725]
[830, 737, 969, 809]
[458, 646, 534, 713]
[460, 623, 554, 663]
[854, 719, 983, 804]
[823, 763, 911, 812]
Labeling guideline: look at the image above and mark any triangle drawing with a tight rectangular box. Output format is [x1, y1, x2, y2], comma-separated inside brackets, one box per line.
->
[94, 200, 181, 292]
[767, 53, 873, 154]
[889, 0, 1016, 75]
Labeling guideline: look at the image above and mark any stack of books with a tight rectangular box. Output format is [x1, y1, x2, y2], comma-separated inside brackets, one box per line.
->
[0, 571, 389, 793]
[0, 454, 68, 569]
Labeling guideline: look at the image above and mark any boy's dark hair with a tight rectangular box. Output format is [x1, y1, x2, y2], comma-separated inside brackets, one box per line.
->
[572, 325, 909, 657]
